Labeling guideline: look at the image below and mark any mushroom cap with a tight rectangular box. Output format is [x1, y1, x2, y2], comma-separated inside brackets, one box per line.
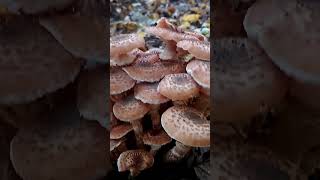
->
[77, 66, 107, 125]
[113, 95, 150, 122]
[134, 82, 169, 105]
[158, 73, 200, 101]
[161, 106, 210, 147]
[10, 120, 109, 180]
[110, 67, 135, 95]
[122, 61, 186, 82]
[110, 33, 145, 57]
[117, 150, 154, 173]
[177, 40, 210, 61]
[186, 60, 210, 88]
[244, 0, 320, 84]
[0, 0, 75, 14]
[110, 123, 133, 140]
[142, 129, 172, 146]
[145, 17, 205, 42]
[40, 15, 107, 63]
[0, 17, 81, 105]
[213, 38, 287, 124]
[110, 48, 139, 66]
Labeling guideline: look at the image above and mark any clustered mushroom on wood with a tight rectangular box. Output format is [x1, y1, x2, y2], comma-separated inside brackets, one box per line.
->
[110, 17, 210, 177]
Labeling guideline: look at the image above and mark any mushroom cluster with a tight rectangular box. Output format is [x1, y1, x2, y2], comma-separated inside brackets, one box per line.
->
[110, 17, 210, 177]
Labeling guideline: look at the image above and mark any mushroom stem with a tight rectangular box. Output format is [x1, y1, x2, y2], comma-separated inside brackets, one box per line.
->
[150, 145, 161, 156]
[173, 100, 188, 106]
[150, 105, 161, 130]
[160, 40, 177, 60]
[164, 141, 192, 163]
[131, 119, 144, 148]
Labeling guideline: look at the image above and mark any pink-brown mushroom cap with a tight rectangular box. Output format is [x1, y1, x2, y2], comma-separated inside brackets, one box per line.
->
[110, 33, 145, 57]
[110, 67, 135, 95]
[177, 40, 210, 61]
[161, 106, 210, 147]
[134, 82, 169, 104]
[110, 123, 133, 140]
[117, 150, 154, 174]
[158, 73, 199, 101]
[186, 60, 210, 88]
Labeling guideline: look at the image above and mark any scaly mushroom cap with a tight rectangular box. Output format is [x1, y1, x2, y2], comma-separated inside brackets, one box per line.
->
[158, 73, 199, 101]
[77, 66, 107, 125]
[123, 61, 186, 82]
[0, 17, 81, 104]
[110, 67, 135, 95]
[39, 15, 107, 63]
[117, 150, 154, 174]
[177, 40, 210, 61]
[213, 38, 287, 124]
[142, 129, 172, 146]
[110, 48, 139, 66]
[134, 82, 169, 105]
[110, 34, 145, 57]
[110, 123, 133, 140]
[113, 95, 150, 122]
[0, 0, 75, 14]
[244, 0, 320, 84]
[161, 106, 210, 147]
[186, 60, 210, 89]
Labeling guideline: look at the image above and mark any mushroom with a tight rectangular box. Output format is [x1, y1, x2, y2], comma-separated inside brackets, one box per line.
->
[110, 67, 135, 101]
[244, 0, 320, 84]
[134, 82, 169, 130]
[157, 73, 200, 105]
[39, 15, 107, 63]
[122, 60, 186, 83]
[110, 123, 133, 140]
[142, 129, 172, 156]
[117, 150, 154, 177]
[110, 33, 145, 66]
[186, 59, 210, 89]
[113, 95, 150, 148]
[176, 40, 210, 61]
[213, 38, 287, 129]
[161, 106, 210, 162]
[77, 66, 107, 128]
[0, 16, 81, 105]
[145, 17, 205, 60]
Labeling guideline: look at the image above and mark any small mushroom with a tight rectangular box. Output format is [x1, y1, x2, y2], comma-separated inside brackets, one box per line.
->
[177, 40, 210, 61]
[142, 129, 172, 156]
[39, 15, 107, 63]
[134, 82, 169, 130]
[117, 150, 154, 177]
[161, 106, 210, 162]
[113, 95, 150, 148]
[186, 59, 210, 89]
[110, 67, 135, 97]
[110, 33, 145, 62]
[123, 60, 186, 83]
[110, 123, 133, 140]
[145, 17, 204, 60]
[157, 73, 199, 105]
